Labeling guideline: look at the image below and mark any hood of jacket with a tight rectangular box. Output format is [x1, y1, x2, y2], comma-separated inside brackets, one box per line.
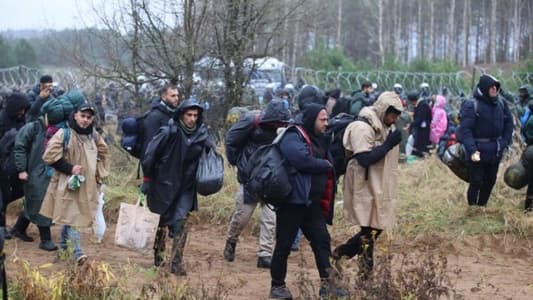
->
[434, 95, 447, 109]
[176, 98, 204, 126]
[5, 92, 30, 119]
[474, 74, 501, 103]
[260, 98, 290, 124]
[358, 91, 403, 138]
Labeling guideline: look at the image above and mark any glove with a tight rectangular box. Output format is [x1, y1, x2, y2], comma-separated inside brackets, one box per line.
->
[140, 181, 151, 195]
[384, 130, 402, 149]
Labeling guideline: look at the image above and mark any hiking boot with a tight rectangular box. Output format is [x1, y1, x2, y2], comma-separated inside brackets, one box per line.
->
[170, 261, 187, 276]
[319, 285, 349, 299]
[269, 285, 293, 299]
[154, 250, 165, 267]
[76, 255, 88, 266]
[39, 240, 58, 251]
[10, 229, 34, 242]
[257, 256, 271, 269]
[223, 240, 236, 262]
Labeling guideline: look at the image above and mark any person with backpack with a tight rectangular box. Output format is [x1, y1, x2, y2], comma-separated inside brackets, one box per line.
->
[332, 92, 403, 280]
[223, 99, 290, 269]
[26, 75, 55, 122]
[40, 103, 109, 265]
[269, 103, 348, 299]
[141, 99, 210, 276]
[13, 114, 58, 251]
[520, 100, 533, 212]
[0, 92, 30, 240]
[457, 74, 513, 207]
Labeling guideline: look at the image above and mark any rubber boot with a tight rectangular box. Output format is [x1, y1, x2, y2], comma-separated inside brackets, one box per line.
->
[170, 220, 187, 276]
[38, 226, 58, 251]
[10, 214, 33, 242]
[223, 240, 236, 262]
[153, 227, 167, 267]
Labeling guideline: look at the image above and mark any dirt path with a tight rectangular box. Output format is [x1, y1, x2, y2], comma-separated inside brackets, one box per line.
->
[4, 221, 533, 299]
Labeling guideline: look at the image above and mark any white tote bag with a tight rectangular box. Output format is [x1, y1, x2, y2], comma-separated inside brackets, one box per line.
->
[114, 195, 160, 251]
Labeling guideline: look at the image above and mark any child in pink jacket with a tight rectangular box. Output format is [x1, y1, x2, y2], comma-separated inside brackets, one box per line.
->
[430, 95, 448, 145]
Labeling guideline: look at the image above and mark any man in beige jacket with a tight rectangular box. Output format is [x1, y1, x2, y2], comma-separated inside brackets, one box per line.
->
[40, 103, 108, 265]
[333, 91, 403, 278]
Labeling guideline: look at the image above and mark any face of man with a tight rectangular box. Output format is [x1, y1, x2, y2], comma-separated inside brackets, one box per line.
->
[181, 108, 199, 128]
[364, 86, 374, 95]
[162, 88, 180, 108]
[383, 112, 400, 126]
[314, 109, 328, 135]
[74, 111, 95, 129]
[488, 85, 499, 98]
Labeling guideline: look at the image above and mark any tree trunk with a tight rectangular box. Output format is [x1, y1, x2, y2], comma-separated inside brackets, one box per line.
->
[513, 0, 520, 62]
[336, 0, 342, 47]
[490, 0, 497, 63]
[448, 0, 455, 61]
[378, 0, 384, 65]
[418, 0, 424, 58]
[462, 0, 470, 66]
[428, 0, 434, 60]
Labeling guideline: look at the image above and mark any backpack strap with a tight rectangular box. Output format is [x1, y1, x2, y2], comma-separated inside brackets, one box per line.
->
[253, 113, 261, 129]
[63, 127, 71, 152]
[294, 125, 313, 155]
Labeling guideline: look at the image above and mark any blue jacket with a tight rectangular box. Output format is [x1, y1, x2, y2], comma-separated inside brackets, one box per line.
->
[278, 127, 331, 206]
[458, 89, 513, 163]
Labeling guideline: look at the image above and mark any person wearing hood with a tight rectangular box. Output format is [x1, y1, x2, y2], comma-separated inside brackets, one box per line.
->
[224, 99, 290, 269]
[26, 75, 55, 122]
[40, 103, 109, 265]
[408, 88, 432, 157]
[430, 95, 448, 145]
[518, 84, 533, 130]
[0, 92, 30, 239]
[333, 92, 403, 279]
[457, 74, 513, 207]
[142, 99, 210, 276]
[269, 104, 348, 299]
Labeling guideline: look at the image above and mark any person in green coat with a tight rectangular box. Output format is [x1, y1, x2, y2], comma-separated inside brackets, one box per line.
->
[13, 116, 58, 251]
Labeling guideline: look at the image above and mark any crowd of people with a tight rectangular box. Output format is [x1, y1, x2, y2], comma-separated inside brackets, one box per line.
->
[0, 72, 531, 299]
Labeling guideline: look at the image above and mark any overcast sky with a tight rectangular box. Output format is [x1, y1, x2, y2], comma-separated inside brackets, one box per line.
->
[0, 0, 103, 30]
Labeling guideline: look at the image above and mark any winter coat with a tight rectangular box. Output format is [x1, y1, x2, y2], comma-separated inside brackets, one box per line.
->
[142, 100, 209, 225]
[39, 125, 109, 227]
[430, 95, 448, 144]
[342, 92, 402, 230]
[458, 75, 513, 163]
[278, 104, 336, 224]
[225, 99, 290, 189]
[13, 118, 52, 226]
[411, 98, 432, 153]
[141, 100, 176, 159]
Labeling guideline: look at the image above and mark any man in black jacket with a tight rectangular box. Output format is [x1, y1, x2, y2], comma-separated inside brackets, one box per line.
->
[140, 84, 180, 267]
[142, 99, 209, 276]
[223, 99, 290, 269]
[0, 92, 30, 240]
[26, 75, 55, 122]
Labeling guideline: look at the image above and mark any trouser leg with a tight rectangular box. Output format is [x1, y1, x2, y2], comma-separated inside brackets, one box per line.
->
[270, 205, 303, 287]
[226, 185, 257, 244]
[300, 201, 332, 280]
[258, 203, 276, 257]
[170, 218, 188, 276]
[477, 162, 499, 206]
[467, 162, 484, 206]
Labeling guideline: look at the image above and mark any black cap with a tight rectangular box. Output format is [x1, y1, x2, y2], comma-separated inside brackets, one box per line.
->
[78, 103, 96, 114]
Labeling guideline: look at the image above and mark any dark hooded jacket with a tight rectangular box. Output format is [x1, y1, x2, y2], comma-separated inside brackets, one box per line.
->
[278, 104, 336, 224]
[142, 99, 209, 225]
[225, 99, 290, 189]
[458, 75, 513, 162]
[0, 93, 30, 137]
[141, 99, 177, 159]
[410, 97, 432, 153]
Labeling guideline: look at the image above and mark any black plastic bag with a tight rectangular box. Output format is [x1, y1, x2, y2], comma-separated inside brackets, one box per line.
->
[196, 147, 224, 196]
[442, 143, 469, 182]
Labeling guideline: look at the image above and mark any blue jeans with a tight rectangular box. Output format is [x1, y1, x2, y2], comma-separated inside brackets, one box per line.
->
[60, 225, 84, 259]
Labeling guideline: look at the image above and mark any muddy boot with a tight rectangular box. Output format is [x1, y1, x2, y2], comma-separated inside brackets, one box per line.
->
[170, 222, 188, 276]
[332, 232, 362, 260]
[10, 214, 33, 242]
[223, 240, 236, 262]
[38, 226, 58, 251]
[525, 196, 533, 212]
[153, 227, 167, 267]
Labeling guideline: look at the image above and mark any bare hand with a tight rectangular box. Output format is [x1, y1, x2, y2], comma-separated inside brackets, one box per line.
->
[39, 88, 52, 99]
[18, 171, 29, 181]
[72, 165, 83, 175]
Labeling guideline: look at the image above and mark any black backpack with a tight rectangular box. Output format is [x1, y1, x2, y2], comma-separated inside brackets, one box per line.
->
[121, 111, 149, 159]
[327, 113, 356, 176]
[245, 125, 311, 207]
[0, 128, 19, 176]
